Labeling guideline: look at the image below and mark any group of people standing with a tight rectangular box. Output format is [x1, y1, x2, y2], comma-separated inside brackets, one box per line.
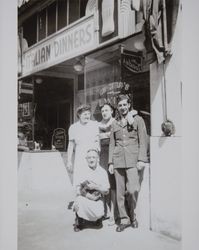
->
[67, 94, 148, 232]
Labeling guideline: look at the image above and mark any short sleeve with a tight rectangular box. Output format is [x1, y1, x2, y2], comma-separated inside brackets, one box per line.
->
[68, 124, 75, 141]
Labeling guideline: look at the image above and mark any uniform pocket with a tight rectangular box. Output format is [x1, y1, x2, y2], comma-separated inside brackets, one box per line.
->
[128, 129, 138, 139]
[114, 129, 122, 139]
[113, 146, 120, 156]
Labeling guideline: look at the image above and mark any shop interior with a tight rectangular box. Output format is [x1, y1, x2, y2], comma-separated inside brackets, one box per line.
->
[34, 76, 74, 149]
[84, 43, 151, 134]
[18, 75, 74, 150]
[18, 40, 151, 151]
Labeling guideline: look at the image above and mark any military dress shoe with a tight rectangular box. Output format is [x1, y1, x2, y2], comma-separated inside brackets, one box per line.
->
[131, 219, 138, 228]
[116, 223, 130, 232]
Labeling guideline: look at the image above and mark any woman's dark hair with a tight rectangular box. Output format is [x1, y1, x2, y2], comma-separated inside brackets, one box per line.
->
[100, 102, 115, 117]
[76, 104, 91, 119]
[100, 102, 114, 111]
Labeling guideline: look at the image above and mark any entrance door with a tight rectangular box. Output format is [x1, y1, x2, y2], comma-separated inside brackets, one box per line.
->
[34, 77, 73, 149]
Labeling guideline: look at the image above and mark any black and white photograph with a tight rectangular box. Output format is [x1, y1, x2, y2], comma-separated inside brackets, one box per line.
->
[1, 0, 199, 250]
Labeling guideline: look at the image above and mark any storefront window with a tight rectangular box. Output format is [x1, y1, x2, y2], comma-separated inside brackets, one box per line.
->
[80, 0, 89, 17]
[84, 45, 121, 121]
[38, 9, 47, 41]
[23, 13, 37, 46]
[69, 0, 90, 24]
[18, 80, 34, 141]
[20, 0, 94, 47]
[69, 0, 80, 24]
[84, 43, 150, 134]
[57, 0, 68, 30]
[47, 2, 56, 35]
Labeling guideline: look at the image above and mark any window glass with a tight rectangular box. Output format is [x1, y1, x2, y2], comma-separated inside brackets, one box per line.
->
[47, 2, 56, 35]
[38, 9, 47, 41]
[78, 74, 84, 90]
[69, 0, 80, 24]
[58, 0, 68, 30]
[23, 14, 37, 47]
[84, 44, 150, 135]
[84, 46, 121, 121]
[80, 0, 88, 17]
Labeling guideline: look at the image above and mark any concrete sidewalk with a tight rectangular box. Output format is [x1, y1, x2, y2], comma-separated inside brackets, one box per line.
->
[18, 202, 181, 250]
[18, 151, 181, 250]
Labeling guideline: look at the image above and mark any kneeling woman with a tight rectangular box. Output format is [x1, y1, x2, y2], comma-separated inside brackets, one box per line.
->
[73, 149, 110, 231]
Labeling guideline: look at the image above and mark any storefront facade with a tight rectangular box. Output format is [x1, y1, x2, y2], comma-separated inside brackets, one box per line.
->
[18, 0, 144, 148]
[18, 0, 182, 240]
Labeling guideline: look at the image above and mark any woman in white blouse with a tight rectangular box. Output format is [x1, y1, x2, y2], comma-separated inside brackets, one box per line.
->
[67, 104, 100, 187]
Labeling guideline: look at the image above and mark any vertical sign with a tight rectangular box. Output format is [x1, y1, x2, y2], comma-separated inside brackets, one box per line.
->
[99, 0, 118, 43]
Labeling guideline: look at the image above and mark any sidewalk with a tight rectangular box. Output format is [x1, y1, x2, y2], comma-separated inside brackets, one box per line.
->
[18, 202, 181, 250]
[18, 151, 181, 250]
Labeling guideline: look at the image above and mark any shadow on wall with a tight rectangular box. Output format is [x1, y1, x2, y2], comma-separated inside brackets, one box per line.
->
[150, 55, 172, 106]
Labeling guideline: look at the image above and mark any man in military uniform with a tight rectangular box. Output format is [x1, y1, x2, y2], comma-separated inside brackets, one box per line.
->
[108, 95, 148, 232]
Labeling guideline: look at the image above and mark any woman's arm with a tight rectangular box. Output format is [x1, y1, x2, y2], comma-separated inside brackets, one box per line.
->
[137, 116, 148, 163]
[108, 125, 115, 166]
[67, 140, 75, 172]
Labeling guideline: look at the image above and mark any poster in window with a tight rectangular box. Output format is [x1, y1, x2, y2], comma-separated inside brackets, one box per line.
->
[22, 102, 30, 117]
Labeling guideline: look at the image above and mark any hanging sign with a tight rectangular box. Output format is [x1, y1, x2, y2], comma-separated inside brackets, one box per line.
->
[22, 102, 32, 117]
[121, 51, 143, 74]
[19, 81, 33, 95]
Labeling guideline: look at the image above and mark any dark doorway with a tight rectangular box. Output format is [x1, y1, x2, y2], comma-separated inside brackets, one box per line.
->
[34, 77, 73, 150]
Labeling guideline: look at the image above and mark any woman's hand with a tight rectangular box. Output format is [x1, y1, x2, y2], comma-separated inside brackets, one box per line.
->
[67, 161, 73, 173]
[99, 132, 111, 140]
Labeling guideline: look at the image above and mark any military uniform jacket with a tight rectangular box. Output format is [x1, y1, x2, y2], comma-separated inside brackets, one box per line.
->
[109, 113, 148, 169]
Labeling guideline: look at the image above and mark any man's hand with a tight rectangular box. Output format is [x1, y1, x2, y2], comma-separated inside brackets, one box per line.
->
[99, 132, 110, 140]
[108, 164, 114, 174]
[67, 161, 73, 173]
[137, 161, 146, 171]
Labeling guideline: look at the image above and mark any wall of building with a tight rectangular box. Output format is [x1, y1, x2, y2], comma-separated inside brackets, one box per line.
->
[150, 8, 182, 239]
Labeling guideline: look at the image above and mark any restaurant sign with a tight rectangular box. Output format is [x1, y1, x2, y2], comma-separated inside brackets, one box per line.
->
[22, 16, 96, 76]
[121, 51, 143, 74]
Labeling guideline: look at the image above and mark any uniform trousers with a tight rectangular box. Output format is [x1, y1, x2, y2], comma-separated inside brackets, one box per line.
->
[114, 167, 143, 224]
